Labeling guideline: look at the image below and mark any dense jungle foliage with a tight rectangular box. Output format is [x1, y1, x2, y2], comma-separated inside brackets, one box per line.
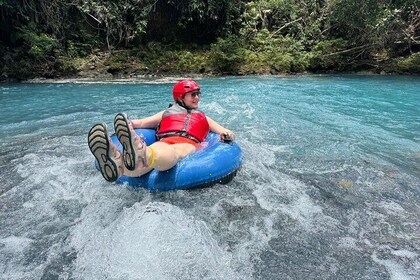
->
[0, 0, 419, 80]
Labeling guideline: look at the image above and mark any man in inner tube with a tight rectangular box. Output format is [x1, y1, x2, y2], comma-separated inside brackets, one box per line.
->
[88, 79, 235, 182]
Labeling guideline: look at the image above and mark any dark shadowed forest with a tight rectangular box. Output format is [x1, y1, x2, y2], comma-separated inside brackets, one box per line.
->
[1, 0, 419, 81]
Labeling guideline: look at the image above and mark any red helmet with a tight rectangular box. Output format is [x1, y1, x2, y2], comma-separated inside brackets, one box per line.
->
[172, 80, 200, 101]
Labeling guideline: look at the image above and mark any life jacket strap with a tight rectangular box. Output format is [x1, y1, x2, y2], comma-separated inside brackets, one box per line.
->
[157, 132, 200, 143]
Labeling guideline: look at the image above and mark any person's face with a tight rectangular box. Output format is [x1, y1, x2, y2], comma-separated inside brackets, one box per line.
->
[182, 90, 201, 109]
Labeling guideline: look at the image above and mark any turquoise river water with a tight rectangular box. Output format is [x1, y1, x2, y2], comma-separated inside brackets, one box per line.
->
[0, 75, 419, 279]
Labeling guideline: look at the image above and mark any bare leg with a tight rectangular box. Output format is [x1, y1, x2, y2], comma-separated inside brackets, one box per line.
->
[150, 142, 196, 171]
[122, 142, 196, 177]
[115, 113, 197, 177]
[123, 165, 154, 177]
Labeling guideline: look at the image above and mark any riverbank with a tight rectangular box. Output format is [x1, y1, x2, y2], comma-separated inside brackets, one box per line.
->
[2, 49, 420, 83]
[22, 72, 392, 84]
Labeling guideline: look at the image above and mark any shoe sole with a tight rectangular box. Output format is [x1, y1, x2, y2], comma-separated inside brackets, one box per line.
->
[114, 113, 141, 171]
[88, 123, 119, 182]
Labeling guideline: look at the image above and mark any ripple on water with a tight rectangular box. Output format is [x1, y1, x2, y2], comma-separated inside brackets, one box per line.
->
[1, 76, 419, 279]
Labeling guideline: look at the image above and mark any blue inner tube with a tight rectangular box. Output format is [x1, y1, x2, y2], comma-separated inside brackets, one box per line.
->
[105, 128, 242, 191]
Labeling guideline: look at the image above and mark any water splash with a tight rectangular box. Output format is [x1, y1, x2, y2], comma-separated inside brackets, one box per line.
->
[71, 202, 245, 280]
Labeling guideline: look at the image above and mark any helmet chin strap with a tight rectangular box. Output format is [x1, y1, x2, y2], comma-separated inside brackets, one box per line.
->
[177, 99, 186, 107]
[177, 99, 194, 110]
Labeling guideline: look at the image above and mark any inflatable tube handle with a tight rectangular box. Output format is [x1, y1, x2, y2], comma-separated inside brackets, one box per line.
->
[220, 134, 233, 145]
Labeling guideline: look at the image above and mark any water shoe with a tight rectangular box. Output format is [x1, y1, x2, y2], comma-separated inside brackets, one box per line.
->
[88, 123, 123, 182]
[114, 113, 147, 170]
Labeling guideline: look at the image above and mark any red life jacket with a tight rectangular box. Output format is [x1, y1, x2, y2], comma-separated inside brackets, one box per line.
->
[156, 104, 210, 143]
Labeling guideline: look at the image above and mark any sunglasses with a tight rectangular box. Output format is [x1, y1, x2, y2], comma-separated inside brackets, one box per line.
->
[188, 91, 201, 98]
